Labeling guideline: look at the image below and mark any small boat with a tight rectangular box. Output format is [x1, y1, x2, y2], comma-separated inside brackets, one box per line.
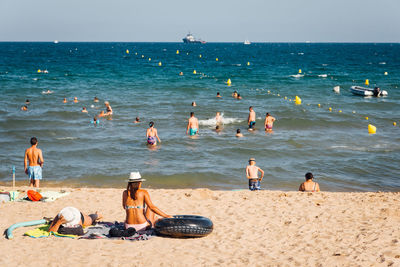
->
[244, 39, 251, 45]
[182, 32, 206, 44]
[350, 86, 388, 97]
[54, 40, 59, 44]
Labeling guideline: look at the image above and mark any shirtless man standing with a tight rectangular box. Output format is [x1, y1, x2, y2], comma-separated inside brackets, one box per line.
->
[246, 158, 264, 191]
[248, 106, 256, 130]
[215, 112, 222, 125]
[24, 137, 44, 188]
[186, 112, 199, 136]
[264, 113, 276, 132]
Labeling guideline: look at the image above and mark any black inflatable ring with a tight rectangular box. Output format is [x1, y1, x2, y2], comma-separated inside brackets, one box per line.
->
[155, 215, 213, 238]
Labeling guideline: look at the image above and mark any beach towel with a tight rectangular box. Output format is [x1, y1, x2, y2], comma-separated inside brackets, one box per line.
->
[17, 191, 70, 202]
[24, 224, 78, 239]
[79, 222, 155, 241]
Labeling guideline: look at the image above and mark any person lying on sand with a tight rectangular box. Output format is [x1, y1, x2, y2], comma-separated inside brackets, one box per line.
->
[48, 207, 102, 234]
[123, 173, 172, 231]
[246, 158, 264, 191]
[299, 172, 320, 192]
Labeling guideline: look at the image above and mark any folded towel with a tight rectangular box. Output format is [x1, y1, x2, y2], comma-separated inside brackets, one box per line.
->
[24, 224, 77, 239]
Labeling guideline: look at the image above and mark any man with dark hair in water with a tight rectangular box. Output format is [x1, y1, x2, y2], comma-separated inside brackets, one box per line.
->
[186, 112, 199, 136]
[24, 137, 44, 188]
[373, 87, 382, 97]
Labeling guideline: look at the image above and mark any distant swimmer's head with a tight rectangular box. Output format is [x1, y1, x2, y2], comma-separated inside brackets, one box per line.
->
[82, 107, 87, 111]
[192, 101, 197, 107]
[21, 105, 28, 111]
[30, 137, 38, 145]
[216, 112, 220, 116]
[190, 112, 194, 117]
[216, 125, 220, 130]
[63, 98, 67, 103]
[25, 99, 30, 104]
[149, 121, 154, 127]
[305, 172, 314, 180]
[249, 106, 253, 111]
[74, 97, 78, 101]
[104, 101, 110, 106]
[237, 129, 241, 134]
[179, 72, 183, 76]
[248, 157, 256, 165]
[266, 112, 270, 117]
[135, 117, 140, 123]
[216, 92, 221, 97]
[237, 94, 242, 99]
[94, 97, 99, 102]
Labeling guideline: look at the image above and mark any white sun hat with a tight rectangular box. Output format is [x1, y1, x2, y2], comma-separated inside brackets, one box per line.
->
[126, 171, 146, 182]
[58, 207, 81, 227]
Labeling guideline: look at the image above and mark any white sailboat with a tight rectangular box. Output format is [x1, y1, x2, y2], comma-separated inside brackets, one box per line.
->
[244, 39, 251, 45]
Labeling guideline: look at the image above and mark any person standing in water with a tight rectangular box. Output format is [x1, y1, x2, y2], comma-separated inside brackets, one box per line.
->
[24, 137, 44, 188]
[264, 113, 276, 132]
[248, 106, 256, 130]
[215, 112, 223, 125]
[186, 112, 199, 136]
[246, 158, 264, 191]
[146, 122, 161, 146]
[104, 101, 113, 116]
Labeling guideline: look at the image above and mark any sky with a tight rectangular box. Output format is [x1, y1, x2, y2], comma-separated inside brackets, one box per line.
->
[1, 0, 399, 42]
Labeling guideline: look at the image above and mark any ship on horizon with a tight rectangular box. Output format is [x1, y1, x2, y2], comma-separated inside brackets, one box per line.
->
[182, 32, 206, 44]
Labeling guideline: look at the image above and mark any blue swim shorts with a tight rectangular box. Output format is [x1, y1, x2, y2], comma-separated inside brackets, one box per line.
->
[249, 121, 256, 129]
[27, 166, 42, 180]
[248, 179, 260, 191]
[189, 128, 198, 136]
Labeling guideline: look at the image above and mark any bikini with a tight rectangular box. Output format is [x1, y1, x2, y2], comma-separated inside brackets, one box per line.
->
[147, 128, 156, 145]
[303, 182, 317, 192]
[124, 205, 149, 231]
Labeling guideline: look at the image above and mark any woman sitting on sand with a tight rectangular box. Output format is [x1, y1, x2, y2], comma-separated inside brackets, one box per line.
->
[48, 207, 102, 234]
[299, 172, 320, 192]
[123, 172, 171, 231]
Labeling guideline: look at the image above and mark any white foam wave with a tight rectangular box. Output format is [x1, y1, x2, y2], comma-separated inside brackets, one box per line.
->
[379, 62, 386, 65]
[56, 137, 78, 140]
[290, 74, 304, 78]
[199, 115, 243, 126]
[318, 74, 328, 78]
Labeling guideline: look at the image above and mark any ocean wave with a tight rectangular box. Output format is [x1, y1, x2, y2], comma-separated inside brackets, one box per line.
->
[56, 137, 78, 140]
[290, 74, 304, 78]
[318, 74, 328, 78]
[199, 114, 243, 126]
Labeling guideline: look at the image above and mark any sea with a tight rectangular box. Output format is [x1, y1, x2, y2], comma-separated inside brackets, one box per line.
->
[0, 42, 399, 191]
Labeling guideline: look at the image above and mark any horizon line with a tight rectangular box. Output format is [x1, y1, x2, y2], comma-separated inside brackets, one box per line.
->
[0, 41, 399, 44]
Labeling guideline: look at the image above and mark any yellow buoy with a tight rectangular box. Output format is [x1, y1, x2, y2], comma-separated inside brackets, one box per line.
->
[126, 49, 130, 54]
[393, 122, 397, 126]
[295, 96, 302, 105]
[193, 70, 197, 74]
[329, 107, 332, 112]
[158, 62, 162, 66]
[247, 62, 250, 66]
[365, 117, 369, 120]
[384, 72, 388, 75]
[227, 79, 232, 86]
[216, 58, 219, 61]
[284, 97, 287, 100]
[148, 58, 151, 61]
[365, 79, 369, 86]
[37, 69, 42, 73]
[176, 50, 179, 54]
[199, 54, 202, 58]
[318, 104, 321, 108]
[339, 110, 342, 113]
[368, 124, 376, 134]
[298, 69, 302, 74]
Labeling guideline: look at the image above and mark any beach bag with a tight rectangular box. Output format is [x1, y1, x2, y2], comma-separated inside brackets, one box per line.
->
[27, 190, 42, 201]
[58, 225, 84, 236]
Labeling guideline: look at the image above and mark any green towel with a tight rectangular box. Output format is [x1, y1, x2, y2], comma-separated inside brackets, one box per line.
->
[24, 224, 78, 239]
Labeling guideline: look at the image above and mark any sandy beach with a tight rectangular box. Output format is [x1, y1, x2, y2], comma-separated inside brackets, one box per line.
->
[0, 186, 399, 266]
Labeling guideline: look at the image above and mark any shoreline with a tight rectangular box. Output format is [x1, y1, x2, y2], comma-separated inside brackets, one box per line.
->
[1, 187, 399, 266]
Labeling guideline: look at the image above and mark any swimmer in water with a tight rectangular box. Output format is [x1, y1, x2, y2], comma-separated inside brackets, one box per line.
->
[82, 107, 88, 113]
[236, 129, 243, 138]
[94, 97, 99, 103]
[264, 112, 276, 132]
[134, 117, 141, 123]
[92, 117, 99, 125]
[232, 91, 238, 99]
[216, 92, 222, 98]
[215, 112, 223, 125]
[73, 97, 78, 103]
[237, 94, 242, 100]
[25, 99, 30, 105]
[98, 111, 106, 117]
[146, 121, 161, 146]
[215, 125, 222, 133]
[63, 98, 67, 103]
[104, 101, 113, 115]
[179, 72, 183, 76]
[248, 106, 256, 130]
[21, 105, 28, 111]
[186, 112, 199, 136]
[191, 101, 197, 107]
